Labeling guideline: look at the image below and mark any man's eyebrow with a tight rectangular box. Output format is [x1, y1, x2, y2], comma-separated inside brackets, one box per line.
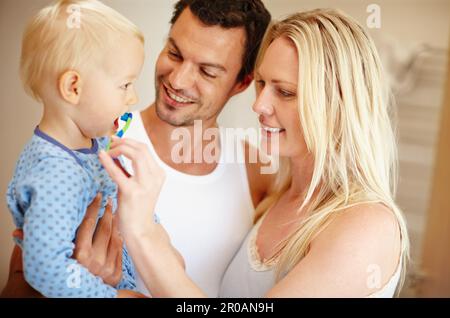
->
[168, 37, 227, 73]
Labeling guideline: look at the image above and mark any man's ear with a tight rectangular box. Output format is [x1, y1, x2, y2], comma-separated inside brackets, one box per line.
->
[230, 73, 254, 97]
[58, 70, 82, 104]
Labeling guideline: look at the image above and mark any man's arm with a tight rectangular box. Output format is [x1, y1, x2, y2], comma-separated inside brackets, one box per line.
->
[0, 244, 42, 298]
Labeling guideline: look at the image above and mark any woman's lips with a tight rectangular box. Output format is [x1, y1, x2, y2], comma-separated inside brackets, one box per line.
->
[114, 118, 119, 130]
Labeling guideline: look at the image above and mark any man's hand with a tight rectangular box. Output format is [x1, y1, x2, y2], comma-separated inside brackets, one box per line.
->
[0, 242, 42, 298]
[117, 290, 148, 298]
[73, 193, 124, 286]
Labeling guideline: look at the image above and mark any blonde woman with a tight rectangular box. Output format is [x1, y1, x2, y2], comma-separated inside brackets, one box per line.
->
[99, 8, 409, 297]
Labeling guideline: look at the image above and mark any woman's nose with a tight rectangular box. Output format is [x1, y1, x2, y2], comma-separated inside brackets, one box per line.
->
[252, 88, 274, 116]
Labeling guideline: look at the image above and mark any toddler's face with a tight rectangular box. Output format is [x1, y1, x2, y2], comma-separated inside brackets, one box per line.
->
[75, 36, 145, 138]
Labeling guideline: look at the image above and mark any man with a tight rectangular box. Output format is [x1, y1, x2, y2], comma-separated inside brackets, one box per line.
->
[2, 0, 272, 297]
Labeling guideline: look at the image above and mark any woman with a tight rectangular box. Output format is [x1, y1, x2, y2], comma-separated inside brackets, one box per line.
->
[99, 8, 409, 297]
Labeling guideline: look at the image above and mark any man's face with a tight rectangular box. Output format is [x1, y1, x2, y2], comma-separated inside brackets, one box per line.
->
[154, 8, 246, 127]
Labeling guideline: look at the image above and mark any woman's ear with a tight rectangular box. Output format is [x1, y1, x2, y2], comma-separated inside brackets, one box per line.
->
[58, 70, 82, 104]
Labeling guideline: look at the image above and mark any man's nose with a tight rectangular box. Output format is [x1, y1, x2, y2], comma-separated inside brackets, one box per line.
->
[168, 62, 196, 91]
[252, 87, 274, 116]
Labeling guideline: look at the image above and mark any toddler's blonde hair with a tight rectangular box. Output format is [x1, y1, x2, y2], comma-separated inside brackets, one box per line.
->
[20, 0, 145, 101]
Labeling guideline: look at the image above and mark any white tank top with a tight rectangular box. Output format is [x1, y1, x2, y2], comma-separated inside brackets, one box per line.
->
[219, 212, 402, 298]
[123, 111, 255, 297]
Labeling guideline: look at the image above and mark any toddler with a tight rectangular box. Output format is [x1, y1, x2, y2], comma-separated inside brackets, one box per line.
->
[6, 0, 146, 298]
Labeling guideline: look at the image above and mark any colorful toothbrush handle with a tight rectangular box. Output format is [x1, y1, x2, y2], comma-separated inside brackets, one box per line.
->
[106, 112, 133, 151]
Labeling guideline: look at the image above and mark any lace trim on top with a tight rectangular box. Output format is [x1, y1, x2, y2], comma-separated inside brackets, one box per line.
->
[247, 212, 403, 297]
[247, 213, 279, 271]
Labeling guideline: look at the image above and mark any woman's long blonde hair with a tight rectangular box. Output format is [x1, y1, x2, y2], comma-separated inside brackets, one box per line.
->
[254, 8, 410, 295]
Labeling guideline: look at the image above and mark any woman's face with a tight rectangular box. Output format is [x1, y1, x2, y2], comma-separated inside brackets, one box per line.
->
[253, 37, 306, 158]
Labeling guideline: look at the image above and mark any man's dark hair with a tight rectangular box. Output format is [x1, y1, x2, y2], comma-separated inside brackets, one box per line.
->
[170, 0, 271, 83]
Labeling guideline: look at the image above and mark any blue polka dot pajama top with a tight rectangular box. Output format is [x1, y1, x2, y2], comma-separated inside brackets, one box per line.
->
[6, 127, 136, 298]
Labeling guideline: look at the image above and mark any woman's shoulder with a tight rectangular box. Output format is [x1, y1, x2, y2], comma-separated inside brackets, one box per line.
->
[327, 202, 398, 234]
[265, 202, 403, 297]
[309, 202, 402, 288]
[312, 202, 401, 251]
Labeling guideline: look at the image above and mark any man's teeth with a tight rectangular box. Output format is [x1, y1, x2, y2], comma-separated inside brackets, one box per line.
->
[262, 126, 285, 133]
[167, 90, 193, 103]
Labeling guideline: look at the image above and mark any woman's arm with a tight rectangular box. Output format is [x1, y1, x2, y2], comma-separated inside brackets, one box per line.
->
[100, 138, 402, 298]
[100, 139, 400, 297]
[125, 223, 204, 297]
[265, 203, 402, 297]
[99, 137, 206, 298]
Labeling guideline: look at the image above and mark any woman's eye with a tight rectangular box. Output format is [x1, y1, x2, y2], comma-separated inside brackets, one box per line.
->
[256, 80, 265, 88]
[279, 89, 295, 98]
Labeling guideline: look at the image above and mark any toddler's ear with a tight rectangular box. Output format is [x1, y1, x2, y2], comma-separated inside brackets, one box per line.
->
[58, 70, 82, 104]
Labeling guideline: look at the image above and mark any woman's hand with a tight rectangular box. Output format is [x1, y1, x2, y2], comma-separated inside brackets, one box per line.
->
[99, 137, 203, 297]
[98, 136, 165, 239]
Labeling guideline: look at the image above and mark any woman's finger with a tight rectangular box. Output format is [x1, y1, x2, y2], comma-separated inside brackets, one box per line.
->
[110, 135, 142, 150]
[106, 143, 152, 182]
[99, 150, 130, 189]
[110, 137, 160, 172]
